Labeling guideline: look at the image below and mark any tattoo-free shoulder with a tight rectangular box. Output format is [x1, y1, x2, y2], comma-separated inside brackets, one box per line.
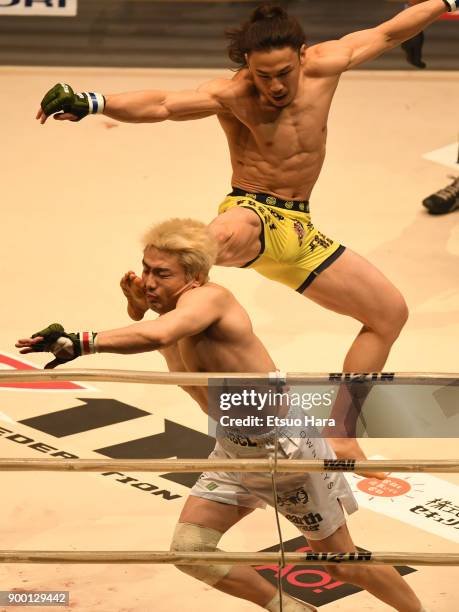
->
[304, 40, 351, 77]
[198, 71, 255, 108]
[178, 282, 233, 306]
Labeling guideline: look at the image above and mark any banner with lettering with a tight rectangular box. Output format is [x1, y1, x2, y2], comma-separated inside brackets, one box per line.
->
[0, 0, 77, 17]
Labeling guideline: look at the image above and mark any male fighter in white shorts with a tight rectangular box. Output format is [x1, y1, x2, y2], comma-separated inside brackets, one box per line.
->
[16, 219, 428, 612]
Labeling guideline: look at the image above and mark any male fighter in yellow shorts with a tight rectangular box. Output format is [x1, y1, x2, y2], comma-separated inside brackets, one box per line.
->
[35, 0, 453, 466]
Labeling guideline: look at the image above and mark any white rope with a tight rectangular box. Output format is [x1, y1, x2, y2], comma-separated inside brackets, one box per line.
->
[0, 369, 456, 386]
[0, 551, 457, 565]
[0, 458, 458, 473]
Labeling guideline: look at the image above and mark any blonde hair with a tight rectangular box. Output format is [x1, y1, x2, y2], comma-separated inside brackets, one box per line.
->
[142, 218, 218, 282]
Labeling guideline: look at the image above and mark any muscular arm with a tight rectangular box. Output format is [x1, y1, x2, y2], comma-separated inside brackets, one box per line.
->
[96, 286, 223, 353]
[103, 80, 230, 123]
[307, 0, 447, 75]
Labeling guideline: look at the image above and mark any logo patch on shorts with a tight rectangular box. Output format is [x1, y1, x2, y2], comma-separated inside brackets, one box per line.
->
[226, 432, 259, 447]
[266, 196, 277, 206]
[293, 220, 305, 246]
[277, 488, 309, 508]
[206, 482, 219, 491]
[285, 512, 323, 532]
[271, 210, 285, 221]
[285, 201, 294, 209]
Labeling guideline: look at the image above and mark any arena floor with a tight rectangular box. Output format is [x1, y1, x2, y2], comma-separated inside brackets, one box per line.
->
[0, 66, 458, 611]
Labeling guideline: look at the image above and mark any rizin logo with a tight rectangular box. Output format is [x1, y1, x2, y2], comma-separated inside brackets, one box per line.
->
[328, 372, 395, 382]
[255, 537, 416, 607]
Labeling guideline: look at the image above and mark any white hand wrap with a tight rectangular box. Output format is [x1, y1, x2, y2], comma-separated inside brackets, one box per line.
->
[78, 92, 105, 114]
[49, 337, 75, 361]
[442, 0, 457, 12]
[49, 332, 96, 360]
[78, 331, 97, 355]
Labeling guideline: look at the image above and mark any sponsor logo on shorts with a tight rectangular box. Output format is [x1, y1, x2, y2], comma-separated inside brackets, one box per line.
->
[206, 482, 219, 491]
[271, 210, 285, 221]
[277, 488, 309, 508]
[226, 431, 260, 447]
[310, 232, 333, 251]
[284, 201, 294, 209]
[293, 220, 305, 246]
[266, 196, 277, 206]
[285, 511, 323, 532]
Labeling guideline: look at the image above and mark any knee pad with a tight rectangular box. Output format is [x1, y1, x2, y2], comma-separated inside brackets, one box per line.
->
[169, 522, 232, 586]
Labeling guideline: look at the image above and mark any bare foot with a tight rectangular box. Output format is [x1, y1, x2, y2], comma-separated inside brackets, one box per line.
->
[326, 437, 388, 480]
[120, 271, 148, 321]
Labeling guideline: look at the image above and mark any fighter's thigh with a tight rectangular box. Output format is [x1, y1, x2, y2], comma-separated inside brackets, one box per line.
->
[179, 494, 254, 532]
[209, 206, 262, 266]
[303, 248, 407, 325]
[306, 522, 356, 553]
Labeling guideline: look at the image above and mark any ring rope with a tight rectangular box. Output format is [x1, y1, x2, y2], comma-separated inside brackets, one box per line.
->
[0, 458, 458, 472]
[0, 369, 456, 386]
[0, 551, 457, 565]
[2, 368, 457, 576]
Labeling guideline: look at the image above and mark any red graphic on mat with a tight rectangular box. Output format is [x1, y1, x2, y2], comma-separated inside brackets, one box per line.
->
[256, 546, 344, 593]
[0, 353, 89, 391]
[357, 476, 411, 498]
[255, 538, 415, 606]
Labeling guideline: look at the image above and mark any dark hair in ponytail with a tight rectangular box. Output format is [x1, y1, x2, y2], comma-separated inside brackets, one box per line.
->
[226, 4, 306, 68]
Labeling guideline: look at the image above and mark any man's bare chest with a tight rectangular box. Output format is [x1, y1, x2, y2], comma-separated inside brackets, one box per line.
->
[227, 101, 329, 157]
[160, 336, 209, 372]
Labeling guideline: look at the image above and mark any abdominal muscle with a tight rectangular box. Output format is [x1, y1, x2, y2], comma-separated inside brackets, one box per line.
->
[219, 71, 336, 201]
[231, 145, 326, 201]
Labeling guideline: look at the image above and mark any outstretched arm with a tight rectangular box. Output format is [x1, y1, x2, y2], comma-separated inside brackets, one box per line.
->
[103, 86, 225, 123]
[307, 0, 450, 75]
[15, 286, 224, 366]
[36, 79, 230, 124]
[344, 0, 449, 68]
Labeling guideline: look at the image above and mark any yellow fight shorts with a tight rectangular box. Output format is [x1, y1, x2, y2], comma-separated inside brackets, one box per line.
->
[218, 188, 345, 292]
